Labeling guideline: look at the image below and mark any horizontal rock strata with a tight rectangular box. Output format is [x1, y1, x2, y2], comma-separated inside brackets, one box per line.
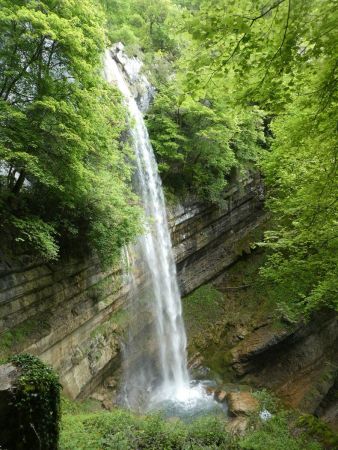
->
[170, 174, 265, 295]
[231, 312, 338, 414]
[0, 174, 264, 398]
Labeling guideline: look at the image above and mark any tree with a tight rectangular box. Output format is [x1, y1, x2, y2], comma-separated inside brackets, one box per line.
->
[0, 0, 140, 263]
[102, 0, 182, 54]
[147, 79, 265, 202]
[185, 0, 338, 315]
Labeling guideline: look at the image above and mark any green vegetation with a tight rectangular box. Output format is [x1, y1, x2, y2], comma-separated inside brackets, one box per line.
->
[0, 314, 50, 359]
[6, 354, 61, 450]
[100, 0, 338, 317]
[0, 0, 140, 264]
[100, 1, 265, 203]
[240, 413, 321, 450]
[101, 0, 183, 56]
[1, 2, 337, 447]
[1, 0, 335, 318]
[182, 250, 283, 379]
[59, 394, 328, 450]
[147, 83, 265, 202]
[60, 410, 229, 449]
[297, 414, 338, 449]
[180, 0, 338, 316]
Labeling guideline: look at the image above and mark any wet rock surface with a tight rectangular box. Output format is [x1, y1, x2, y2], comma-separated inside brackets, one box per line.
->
[233, 312, 338, 416]
[214, 389, 227, 402]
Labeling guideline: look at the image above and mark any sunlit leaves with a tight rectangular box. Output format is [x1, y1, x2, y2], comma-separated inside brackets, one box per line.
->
[147, 79, 265, 202]
[183, 0, 338, 315]
[0, 0, 141, 263]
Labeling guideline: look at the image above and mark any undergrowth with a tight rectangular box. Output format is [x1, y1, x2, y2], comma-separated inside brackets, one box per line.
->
[59, 396, 331, 450]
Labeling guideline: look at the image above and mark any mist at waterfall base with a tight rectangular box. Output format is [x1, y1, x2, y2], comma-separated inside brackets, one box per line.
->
[104, 48, 225, 420]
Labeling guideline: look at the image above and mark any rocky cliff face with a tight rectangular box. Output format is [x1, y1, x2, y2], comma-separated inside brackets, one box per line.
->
[182, 249, 338, 427]
[231, 311, 338, 415]
[0, 174, 264, 399]
[0, 256, 126, 399]
[0, 44, 265, 399]
[170, 173, 265, 295]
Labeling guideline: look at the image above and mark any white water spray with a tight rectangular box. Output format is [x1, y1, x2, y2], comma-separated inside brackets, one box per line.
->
[104, 49, 192, 408]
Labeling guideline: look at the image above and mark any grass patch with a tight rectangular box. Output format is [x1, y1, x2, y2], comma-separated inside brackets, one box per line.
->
[240, 412, 322, 450]
[61, 396, 103, 415]
[59, 400, 328, 450]
[297, 414, 338, 449]
[60, 410, 231, 450]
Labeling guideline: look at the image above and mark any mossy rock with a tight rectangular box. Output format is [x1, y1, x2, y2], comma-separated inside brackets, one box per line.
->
[0, 354, 61, 450]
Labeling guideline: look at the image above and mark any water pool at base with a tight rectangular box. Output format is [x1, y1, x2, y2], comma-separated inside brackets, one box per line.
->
[146, 380, 227, 422]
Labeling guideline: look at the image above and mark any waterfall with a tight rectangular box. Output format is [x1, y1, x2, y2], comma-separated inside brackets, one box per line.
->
[104, 49, 190, 409]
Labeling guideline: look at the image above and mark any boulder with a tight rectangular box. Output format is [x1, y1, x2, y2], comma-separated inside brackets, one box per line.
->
[214, 390, 227, 402]
[90, 392, 104, 402]
[226, 392, 259, 416]
[205, 386, 216, 396]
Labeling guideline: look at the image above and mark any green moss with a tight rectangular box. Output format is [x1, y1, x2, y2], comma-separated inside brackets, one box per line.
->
[88, 273, 122, 304]
[111, 308, 128, 328]
[182, 284, 224, 354]
[0, 315, 51, 358]
[183, 285, 224, 331]
[204, 348, 235, 382]
[2, 354, 61, 450]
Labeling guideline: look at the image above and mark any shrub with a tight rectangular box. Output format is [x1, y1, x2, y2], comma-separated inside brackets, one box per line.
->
[6, 354, 61, 450]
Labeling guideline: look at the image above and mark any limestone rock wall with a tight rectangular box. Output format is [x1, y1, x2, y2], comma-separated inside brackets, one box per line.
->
[0, 257, 126, 398]
[170, 173, 265, 295]
[0, 174, 264, 398]
[231, 312, 338, 414]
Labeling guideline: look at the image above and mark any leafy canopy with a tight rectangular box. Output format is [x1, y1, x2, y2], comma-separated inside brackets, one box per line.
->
[184, 0, 338, 316]
[0, 0, 140, 263]
[108, 0, 267, 202]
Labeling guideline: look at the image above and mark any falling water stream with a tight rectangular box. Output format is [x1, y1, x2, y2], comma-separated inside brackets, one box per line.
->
[104, 49, 224, 418]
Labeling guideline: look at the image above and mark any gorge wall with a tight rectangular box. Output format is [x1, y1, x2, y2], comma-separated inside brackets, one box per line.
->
[0, 173, 265, 399]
